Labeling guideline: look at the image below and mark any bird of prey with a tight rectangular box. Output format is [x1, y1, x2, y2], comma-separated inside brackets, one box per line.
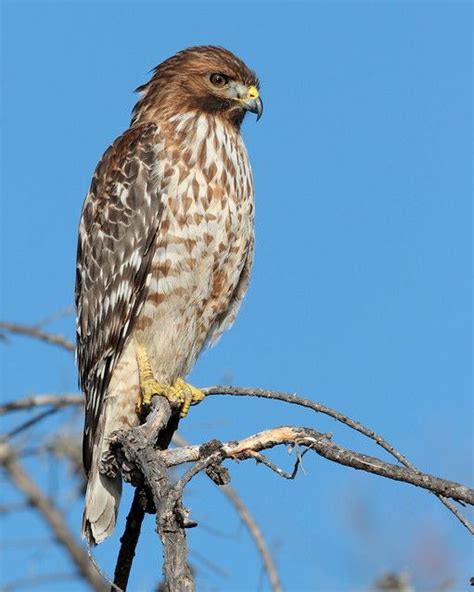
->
[75, 46, 262, 545]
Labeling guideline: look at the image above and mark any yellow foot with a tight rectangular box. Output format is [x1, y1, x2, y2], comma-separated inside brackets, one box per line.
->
[136, 377, 204, 417]
[136, 378, 169, 414]
[169, 378, 205, 418]
[135, 337, 204, 417]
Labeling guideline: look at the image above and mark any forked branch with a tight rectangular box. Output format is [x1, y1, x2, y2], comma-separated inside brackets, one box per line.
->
[2, 378, 472, 591]
[105, 392, 473, 591]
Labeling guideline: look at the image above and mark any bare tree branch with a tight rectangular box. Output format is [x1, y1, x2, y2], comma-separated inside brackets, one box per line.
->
[0, 443, 106, 592]
[114, 431, 283, 591]
[112, 489, 145, 592]
[202, 386, 474, 534]
[0, 394, 82, 415]
[2, 386, 471, 532]
[219, 483, 282, 592]
[35, 305, 75, 328]
[107, 420, 472, 589]
[202, 386, 417, 467]
[173, 433, 283, 592]
[0, 322, 75, 352]
[1, 374, 471, 590]
[110, 395, 193, 591]
[159, 426, 474, 505]
[2, 408, 61, 441]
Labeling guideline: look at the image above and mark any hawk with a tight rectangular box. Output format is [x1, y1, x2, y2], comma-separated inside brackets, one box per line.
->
[75, 46, 262, 545]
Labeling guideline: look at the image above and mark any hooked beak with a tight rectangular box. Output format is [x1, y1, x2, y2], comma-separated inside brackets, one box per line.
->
[241, 85, 263, 121]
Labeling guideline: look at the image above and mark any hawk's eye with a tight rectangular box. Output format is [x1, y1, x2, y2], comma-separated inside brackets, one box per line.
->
[209, 73, 228, 88]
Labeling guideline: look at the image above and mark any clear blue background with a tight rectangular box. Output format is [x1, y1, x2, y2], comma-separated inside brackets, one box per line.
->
[1, 1, 472, 591]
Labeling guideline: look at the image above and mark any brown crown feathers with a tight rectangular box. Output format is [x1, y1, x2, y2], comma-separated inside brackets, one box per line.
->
[131, 46, 261, 127]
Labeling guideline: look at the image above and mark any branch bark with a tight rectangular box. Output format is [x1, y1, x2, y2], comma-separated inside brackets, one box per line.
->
[107, 421, 472, 590]
[3, 384, 471, 591]
[160, 426, 474, 505]
[202, 386, 474, 534]
[112, 489, 145, 592]
[173, 433, 283, 592]
[110, 396, 193, 591]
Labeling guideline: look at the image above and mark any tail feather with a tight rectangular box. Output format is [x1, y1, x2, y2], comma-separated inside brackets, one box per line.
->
[81, 340, 140, 545]
[81, 470, 122, 545]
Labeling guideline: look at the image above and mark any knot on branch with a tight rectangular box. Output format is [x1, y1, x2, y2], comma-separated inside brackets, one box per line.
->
[198, 439, 230, 486]
[198, 439, 223, 457]
[174, 502, 198, 530]
[106, 429, 149, 488]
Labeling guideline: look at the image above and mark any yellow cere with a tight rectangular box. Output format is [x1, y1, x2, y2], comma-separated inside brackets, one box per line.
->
[247, 86, 259, 99]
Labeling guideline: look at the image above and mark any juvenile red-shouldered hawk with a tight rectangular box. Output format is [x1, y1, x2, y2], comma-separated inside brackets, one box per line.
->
[75, 46, 262, 545]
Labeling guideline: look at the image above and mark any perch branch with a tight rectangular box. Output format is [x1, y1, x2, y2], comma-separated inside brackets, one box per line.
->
[111, 395, 193, 591]
[3, 317, 471, 590]
[2, 385, 471, 532]
[107, 422, 472, 590]
[3, 386, 470, 533]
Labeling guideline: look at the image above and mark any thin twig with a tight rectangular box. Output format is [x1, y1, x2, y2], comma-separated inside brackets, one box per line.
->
[0, 321, 75, 352]
[35, 305, 75, 328]
[0, 444, 106, 592]
[172, 444, 225, 500]
[437, 498, 473, 533]
[2, 408, 61, 441]
[111, 395, 193, 591]
[220, 484, 283, 592]
[247, 449, 305, 480]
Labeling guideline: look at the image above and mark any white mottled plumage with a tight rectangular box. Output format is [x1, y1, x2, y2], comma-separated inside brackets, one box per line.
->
[76, 46, 261, 544]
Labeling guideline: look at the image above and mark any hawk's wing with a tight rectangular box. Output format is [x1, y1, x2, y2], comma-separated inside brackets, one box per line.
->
[75, 123, 163, 474]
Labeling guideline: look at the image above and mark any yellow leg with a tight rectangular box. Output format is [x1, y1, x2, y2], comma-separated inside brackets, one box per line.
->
[135, 343, 168, 412]
[135, 343, 204, 417]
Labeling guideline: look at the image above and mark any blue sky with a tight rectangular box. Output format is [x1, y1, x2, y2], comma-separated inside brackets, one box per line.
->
[1, 1, 472, 591]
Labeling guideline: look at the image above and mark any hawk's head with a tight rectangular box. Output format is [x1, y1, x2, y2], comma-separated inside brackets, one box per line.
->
[132, 46, 262, 128]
